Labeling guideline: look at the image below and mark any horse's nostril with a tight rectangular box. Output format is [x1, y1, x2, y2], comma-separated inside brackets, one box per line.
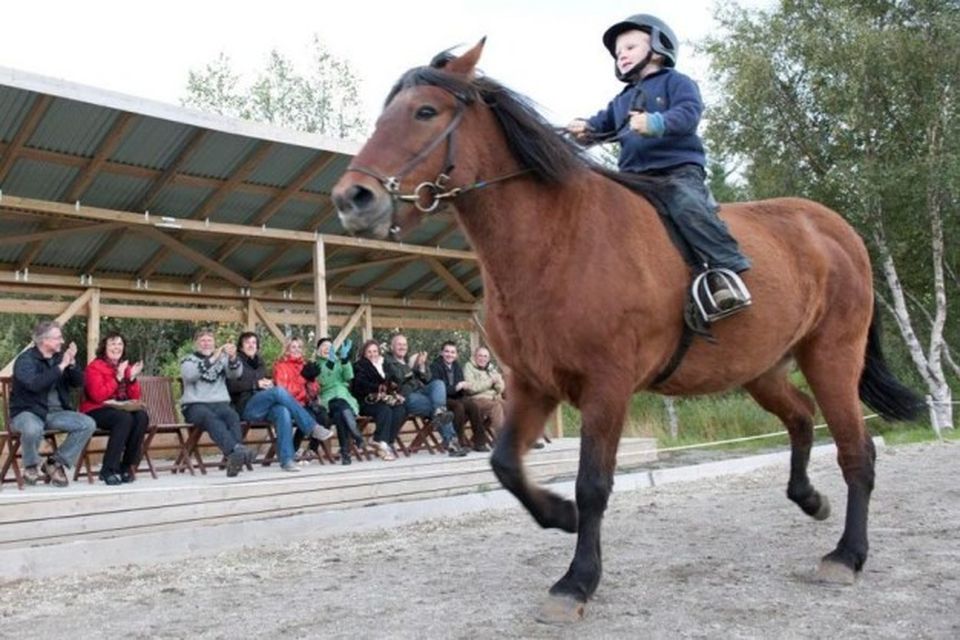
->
[350, 185, 375, 209]
[335, 184, 376, 213]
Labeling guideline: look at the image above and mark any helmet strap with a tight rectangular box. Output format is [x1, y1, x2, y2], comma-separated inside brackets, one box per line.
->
[617, 50, 652, 84]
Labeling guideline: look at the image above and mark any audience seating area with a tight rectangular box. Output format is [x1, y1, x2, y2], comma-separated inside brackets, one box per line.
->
[0, 376, 498, 490]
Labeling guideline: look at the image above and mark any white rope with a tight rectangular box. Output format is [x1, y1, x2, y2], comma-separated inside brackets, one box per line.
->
[644, 413, 880, 456]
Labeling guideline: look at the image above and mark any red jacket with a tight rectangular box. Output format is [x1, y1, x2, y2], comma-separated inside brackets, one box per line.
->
[273, 354, 316, 405]
[80, 357, 142, 413]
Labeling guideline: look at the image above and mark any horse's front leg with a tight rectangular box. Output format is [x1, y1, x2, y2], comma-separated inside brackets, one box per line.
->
[538, 388, 628, 623]
[490, 380, 576, 532]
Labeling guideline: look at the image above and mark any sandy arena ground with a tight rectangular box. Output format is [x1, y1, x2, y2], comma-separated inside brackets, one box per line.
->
[1, 441, 957, 639]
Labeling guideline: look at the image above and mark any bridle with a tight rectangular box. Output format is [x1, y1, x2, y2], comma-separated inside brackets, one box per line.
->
[345, 92, 529, 214]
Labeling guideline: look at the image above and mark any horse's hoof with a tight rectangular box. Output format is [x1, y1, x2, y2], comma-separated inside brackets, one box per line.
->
[814, 558, 857, 585]
[535, 594, 585, 624]
[813, 495, 831, 521]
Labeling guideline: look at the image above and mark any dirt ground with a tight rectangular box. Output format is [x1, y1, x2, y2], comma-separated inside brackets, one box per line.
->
[1, 441, 958, 639]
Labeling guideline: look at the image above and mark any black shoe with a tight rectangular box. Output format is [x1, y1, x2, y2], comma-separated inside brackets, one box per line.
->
[42, 457, 69, 487]
[100, 473, 123, 486]
[226, 447, 245, 477]
[473, 444, 491, 452]
[121, 470, 136, 483]
[446, 440, 468, 457]
[341, 455, 352, 466]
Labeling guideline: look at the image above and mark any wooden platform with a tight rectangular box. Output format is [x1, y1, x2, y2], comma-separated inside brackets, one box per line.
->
[0, 437, 656, 580]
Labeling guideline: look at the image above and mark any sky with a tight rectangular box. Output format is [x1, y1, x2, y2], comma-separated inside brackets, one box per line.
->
[0, 0, 773, 142]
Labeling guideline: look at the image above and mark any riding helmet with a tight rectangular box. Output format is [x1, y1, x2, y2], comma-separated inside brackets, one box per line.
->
[602, 14, 678, 68]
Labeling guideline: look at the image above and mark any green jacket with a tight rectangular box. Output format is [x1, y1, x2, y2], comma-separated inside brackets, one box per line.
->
[463, 360, 505, 401]
[316, 358, 358, 414]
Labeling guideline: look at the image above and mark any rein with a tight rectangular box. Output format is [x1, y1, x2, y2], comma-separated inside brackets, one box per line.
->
[346, 97, 530, 214]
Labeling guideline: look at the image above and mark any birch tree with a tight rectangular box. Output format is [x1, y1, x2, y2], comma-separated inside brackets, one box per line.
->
[703, 0, 957, 429]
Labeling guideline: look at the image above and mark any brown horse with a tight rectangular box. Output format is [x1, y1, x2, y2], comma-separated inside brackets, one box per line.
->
[332, 41, 920, 622]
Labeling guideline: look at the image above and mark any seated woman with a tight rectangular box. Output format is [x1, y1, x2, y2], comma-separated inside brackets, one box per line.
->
[350, 339, 406, 461]
[228, 332, 333, 472]
[273, 337, 333, 459]
[462, 346, 506, 443]
[80, 331, 149, 485]
[302, 337, 364, 465]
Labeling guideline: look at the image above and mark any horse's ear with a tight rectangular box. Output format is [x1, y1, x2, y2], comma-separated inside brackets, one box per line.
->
[445, 37, 486, 77]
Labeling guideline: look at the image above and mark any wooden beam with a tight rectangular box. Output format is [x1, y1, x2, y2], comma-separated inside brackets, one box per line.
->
[0, 196, 478, 260]
[0, 95, 52, 183]
[0, 268, 481, 311]
[192, 152, 339, 281]
[86, 288, 101, 363]
[0, 288, 95, 376]
[138, 141, 276, 278]
[363, 304, 373, 340]
[82, 129, 211, 275]
[245, 298, 256, 332]
[424, 256, 475, 302]
[0, 222, 123, 247]
[65, 113, 136, 202]
[0, 143, 331, 204]
[251, 298, 287, 344]
[313, 240, 328, 338]
[332, 304, 366, 347]
[134, 226, 250, 287]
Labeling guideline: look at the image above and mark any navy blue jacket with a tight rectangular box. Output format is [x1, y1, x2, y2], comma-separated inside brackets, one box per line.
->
[586, 68, 706, 173]
[430, 357, 466, 399]
[10, 346, 84, 419]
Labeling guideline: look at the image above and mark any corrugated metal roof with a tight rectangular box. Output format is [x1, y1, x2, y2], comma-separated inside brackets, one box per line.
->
[0, 87, 33, 142]
[111, 118, 194, 169]
[4, 158, 79, 200]
[0, 65, 481, 303]
[29, 99, 120, 156]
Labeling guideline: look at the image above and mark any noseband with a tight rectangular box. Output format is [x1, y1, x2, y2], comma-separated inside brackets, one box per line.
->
[345, 93, 529, 214]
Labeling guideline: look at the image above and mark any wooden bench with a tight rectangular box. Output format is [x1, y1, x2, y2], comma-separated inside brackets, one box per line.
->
[0, 376, 65, 490]
[139, 376, 202, 476]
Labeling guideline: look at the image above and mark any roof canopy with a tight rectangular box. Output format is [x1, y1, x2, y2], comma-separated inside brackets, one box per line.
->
[0, 66, 481, 309]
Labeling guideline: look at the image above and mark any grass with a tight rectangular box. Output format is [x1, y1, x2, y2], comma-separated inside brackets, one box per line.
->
[558, 388, 954, 453]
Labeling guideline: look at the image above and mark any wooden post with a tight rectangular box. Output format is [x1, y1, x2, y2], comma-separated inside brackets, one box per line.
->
[469, 330, 480, 355]
[86, 288, 101, 363]
[245, 297, 256, 332]
[550, 407, 565, 439]
[313, 239, 328, 338]
[363, 304, 373, 341]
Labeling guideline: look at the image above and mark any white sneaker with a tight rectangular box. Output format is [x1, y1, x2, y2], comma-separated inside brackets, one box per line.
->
[281, 461, 301, 472]
[311, 424, 335, 441]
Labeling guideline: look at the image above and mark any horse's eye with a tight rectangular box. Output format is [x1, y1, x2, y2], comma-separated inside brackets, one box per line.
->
[415, 105, 438, 120]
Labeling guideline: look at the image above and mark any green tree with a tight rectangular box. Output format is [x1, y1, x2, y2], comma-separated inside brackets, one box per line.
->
[703, 0, 958, 429]
[183, 35, 367, 139]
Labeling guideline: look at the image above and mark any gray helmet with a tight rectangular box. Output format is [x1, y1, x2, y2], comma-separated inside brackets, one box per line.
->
[602, 14, 678, 68]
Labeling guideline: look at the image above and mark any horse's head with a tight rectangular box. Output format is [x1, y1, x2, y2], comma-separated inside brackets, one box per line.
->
[332, 40, 488, 239]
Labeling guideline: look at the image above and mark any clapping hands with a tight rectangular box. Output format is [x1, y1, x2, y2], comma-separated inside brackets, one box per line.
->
[339, 338, 353, 361]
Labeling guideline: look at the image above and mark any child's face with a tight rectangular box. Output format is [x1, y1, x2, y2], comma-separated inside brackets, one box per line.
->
[615, 29, 652, 77]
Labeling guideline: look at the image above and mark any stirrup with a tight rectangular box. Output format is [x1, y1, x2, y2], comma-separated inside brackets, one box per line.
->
[691, 268, 751, 323]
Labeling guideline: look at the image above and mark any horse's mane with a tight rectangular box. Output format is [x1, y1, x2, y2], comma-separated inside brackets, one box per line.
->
[385, 51, 673, 207]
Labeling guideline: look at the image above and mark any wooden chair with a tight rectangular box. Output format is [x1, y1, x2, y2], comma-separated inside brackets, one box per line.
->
[0, 376, 63, 490]
[403, 415, 443, 455]
[139, 376, 199, 476]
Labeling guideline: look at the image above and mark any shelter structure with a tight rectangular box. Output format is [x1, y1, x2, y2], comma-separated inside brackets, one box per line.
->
[0, 65, 487, 371]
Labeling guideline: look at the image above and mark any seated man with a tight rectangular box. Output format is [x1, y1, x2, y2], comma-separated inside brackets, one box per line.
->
[462, 346, 506, 442]
[430, 341, 487, 452]
[9, 320, 96, 487]
[180, 328, 251, 477]
[382, 333, 466, 457]
[227, 332, 333, 472]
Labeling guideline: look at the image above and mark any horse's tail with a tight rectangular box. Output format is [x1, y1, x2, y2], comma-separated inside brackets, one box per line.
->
[858, 305, 924, 422]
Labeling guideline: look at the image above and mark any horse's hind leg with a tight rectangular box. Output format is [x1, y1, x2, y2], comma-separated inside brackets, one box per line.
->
[797, 340, 875, 583]
[744, 366, 830, 520]
[490, 380, 576, 532]
[538, 387, 629, 623]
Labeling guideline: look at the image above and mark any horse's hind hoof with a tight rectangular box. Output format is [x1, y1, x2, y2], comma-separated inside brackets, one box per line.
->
[814, 558, 857, 585]
[813, 495, 831, 521]
[535, 594, 585, 624]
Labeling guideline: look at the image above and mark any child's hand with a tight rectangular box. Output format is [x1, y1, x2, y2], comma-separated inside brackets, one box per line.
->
[566, 119, 590, 140]
[628, 110, 650, 134]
